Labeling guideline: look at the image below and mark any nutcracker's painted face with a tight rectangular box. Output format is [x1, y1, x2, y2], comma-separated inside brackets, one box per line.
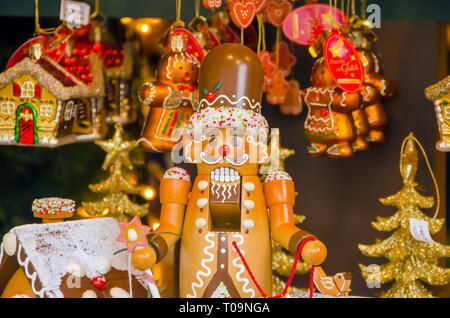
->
[183, 127, 269, 169]
[157, 52, 200, 85]
[311, 58, 335, 88]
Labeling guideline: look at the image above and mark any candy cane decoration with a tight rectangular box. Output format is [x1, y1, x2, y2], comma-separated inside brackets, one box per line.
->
[144, 269, 161, 298]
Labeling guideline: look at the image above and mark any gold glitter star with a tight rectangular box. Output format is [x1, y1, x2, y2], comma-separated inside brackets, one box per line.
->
[328, 43, 343, 58]
[95, 124, 136, 170]
[321, 12, 336, 27]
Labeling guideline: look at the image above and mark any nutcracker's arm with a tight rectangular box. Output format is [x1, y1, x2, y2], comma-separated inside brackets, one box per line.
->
[132, 168, 191, 270]
[138, 82, 172, 108]
[264, 171, 316, 255]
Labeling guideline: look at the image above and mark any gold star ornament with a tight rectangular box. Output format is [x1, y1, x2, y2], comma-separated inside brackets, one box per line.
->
[95, 124, 137, 170]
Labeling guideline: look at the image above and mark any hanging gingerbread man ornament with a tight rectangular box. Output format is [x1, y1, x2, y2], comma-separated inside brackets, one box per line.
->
[358, 49, 396, 144]
[347, 20, 397, 144]
[138, 33, 200, 153]
[131, 44, 327, 298]
[301, 57, 363, 158]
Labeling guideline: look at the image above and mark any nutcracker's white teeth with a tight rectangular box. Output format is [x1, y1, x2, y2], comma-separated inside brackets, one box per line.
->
[210, 167, 240, 182]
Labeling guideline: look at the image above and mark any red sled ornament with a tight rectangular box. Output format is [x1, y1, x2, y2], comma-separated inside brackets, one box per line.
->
[324, 33, 364, 93]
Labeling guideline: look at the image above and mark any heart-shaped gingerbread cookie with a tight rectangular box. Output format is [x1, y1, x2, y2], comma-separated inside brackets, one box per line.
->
[265, 1, 292, 27]
[229, 0, 257, 29]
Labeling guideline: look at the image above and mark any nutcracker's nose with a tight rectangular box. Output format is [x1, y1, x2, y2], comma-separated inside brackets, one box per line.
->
[218, 144, 230, 157]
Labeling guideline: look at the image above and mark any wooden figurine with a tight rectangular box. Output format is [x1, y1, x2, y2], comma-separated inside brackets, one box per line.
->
[138, 33, 200, 153]
[300, 57, 362, 158]
[131, 44, 327, 298]
[425, 76, 450, 152]
[0, 39, 106, 147]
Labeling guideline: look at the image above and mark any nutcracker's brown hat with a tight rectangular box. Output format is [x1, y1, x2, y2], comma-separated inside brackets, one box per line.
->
[187, 43, 269, 139]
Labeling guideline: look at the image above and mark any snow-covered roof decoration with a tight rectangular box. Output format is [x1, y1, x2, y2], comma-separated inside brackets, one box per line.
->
[4, 218, 145, 298]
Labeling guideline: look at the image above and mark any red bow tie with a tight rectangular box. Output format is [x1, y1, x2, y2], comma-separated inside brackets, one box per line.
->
[178, 85, 195, 92]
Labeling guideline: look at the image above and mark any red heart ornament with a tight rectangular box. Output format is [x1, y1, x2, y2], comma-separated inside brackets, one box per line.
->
[265, 1, 292, 27]
[229, 0, 257, 29]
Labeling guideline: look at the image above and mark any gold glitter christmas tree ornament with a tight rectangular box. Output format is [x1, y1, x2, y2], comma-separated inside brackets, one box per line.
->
[79, 124, 149, 221]
[358, 133, 450, 298]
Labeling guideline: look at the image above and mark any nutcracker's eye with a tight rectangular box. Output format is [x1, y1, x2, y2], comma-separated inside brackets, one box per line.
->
[208, 135, 217, 147]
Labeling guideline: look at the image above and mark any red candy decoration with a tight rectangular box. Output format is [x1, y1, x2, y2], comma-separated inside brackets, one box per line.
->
[92, 275, 107, 290]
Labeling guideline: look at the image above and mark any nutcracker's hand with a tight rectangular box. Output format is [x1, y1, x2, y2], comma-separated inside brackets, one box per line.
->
[131, 247, 157, 271]
[301, 240, 327, 266]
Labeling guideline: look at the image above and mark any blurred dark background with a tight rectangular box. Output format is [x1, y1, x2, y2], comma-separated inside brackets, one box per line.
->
[0, 0, 449, 297]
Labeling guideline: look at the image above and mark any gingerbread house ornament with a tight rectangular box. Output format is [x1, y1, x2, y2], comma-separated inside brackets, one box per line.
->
[60, 23, 136, 125]
[0, 39, 106, 147]
[425, 76, 450, 152]
[131, 44, 327, 298]
[0, 201, 149, 298]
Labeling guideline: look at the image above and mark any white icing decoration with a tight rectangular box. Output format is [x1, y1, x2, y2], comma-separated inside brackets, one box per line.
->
[10, 218, 146, 298]
[198, 95, 261, 112]
[195, 218, 207, 228]
[82, 290, 97, 298]
[304, 88, 335, 133]
[110, 287, 130, 298]
[163, 167, 190, 181]
[187, 106, 269, 140]
[3, 232, 17, 256]
[187, 232, 215, 298]
[66, 260, 86, 278]
[265, 171, 292, 183]
[96, 256, 111, 275]
[380, 80, 387, 96]
[243, 200, 255, 210]
[127, 229, 138, 242]
[242, 220, 255, 229]
[231, 233, 255, 297]
[197, 180, 208, 190]
[10, 294, 31, 298]
[197, 198, 208, 208]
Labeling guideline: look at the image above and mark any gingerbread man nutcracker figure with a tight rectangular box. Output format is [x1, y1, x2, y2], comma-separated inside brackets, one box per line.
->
[132, 44, 327, 298]
[138, 34, 200, 153]
[301, 58, 363, 158]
